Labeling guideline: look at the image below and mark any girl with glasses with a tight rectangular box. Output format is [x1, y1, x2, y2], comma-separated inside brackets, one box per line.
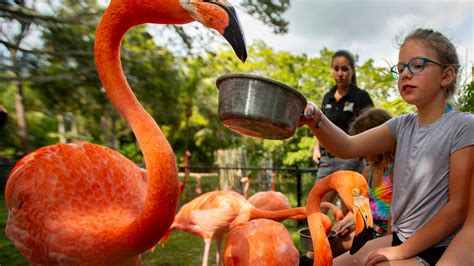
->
[300, 28, 474, 265]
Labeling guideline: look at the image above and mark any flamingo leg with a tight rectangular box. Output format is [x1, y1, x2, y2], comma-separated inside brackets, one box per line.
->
[202, 238, 211, 266]
[215, 234, 223, 266]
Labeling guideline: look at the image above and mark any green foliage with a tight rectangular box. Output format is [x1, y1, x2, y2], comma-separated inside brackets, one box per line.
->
[455, 81, 474, 113]
[240, 0, 290, 34]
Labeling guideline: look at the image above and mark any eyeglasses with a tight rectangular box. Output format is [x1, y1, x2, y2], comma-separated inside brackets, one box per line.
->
[390, 57, 448, 79]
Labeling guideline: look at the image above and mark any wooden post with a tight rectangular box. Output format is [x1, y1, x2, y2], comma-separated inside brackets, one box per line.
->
[215, 148, 247, 191]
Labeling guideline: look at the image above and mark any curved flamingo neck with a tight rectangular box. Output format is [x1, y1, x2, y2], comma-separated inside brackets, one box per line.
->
[94, 3, 180, 254]
[306, 177, 333, 266]
[243, 180, 249, 199]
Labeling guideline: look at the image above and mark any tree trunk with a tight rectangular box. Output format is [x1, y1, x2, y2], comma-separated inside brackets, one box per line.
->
[14, 80, 30, 152]
[215, 149, 247, 192]
[57, 113, 66, 143]
[100, 114, 117, 149]
[256, 158, 273, 191]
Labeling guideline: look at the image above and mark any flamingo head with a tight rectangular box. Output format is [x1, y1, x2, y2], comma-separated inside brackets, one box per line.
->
[328, 171, 374, 254]
[349, 188, 374, 254]
[179, 0, 247, 62]
[103, 0, 247, 62]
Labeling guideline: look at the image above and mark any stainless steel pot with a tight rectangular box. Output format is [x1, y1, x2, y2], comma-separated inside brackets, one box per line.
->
[216, 73, 307, 140]
[298, 227, 314, 251]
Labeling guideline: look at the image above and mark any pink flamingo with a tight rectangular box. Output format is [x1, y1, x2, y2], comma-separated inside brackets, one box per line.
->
[240, 175, 292, 211]
[306, 171, 374, 266]
[223, 219, 300, 266]
[320, 201, 344, 222]
[4, 0, 246, 264]
[161, 190, 306, 266]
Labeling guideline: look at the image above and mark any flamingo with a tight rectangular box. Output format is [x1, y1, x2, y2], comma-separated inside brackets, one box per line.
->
[194, 174, 203, 195]
[306, 171, 373, 266]
[320, 201, 344, 222]
[240, 175, 292, 211]
[223, 219, 300, 266]
[4, 0, 246, 264]
[161, 190, 306, 266]
[221, 208, 335, 266]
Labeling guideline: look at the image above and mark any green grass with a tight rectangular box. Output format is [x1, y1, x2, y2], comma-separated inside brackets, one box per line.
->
[0, 196, 29, 265]
[0, 173, 317, 265]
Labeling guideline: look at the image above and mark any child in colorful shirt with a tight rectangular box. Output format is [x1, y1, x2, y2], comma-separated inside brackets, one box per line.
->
[329, 108, 394, 256]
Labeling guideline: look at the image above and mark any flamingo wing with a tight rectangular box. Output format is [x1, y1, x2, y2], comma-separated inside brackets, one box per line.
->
[5, 143, 147, 264]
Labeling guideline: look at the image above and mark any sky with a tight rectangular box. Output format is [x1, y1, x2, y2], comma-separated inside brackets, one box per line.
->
[234, 0, 473, 81]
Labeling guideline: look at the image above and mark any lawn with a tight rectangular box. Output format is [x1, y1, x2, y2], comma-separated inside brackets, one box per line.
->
[0, 173, 317, 265]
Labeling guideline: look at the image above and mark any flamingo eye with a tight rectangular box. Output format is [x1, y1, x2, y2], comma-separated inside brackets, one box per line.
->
[352, 188, 359, 196]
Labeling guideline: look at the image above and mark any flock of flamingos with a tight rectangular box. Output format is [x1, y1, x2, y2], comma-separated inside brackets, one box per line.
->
[3, 0, 374, 265]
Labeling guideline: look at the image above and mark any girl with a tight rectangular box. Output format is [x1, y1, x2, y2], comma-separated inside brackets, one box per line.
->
[330, 108, 394, 257]
[300, 28, 474, 265]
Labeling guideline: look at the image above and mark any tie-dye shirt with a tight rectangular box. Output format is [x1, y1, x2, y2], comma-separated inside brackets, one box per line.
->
[369, 164, 393, 237]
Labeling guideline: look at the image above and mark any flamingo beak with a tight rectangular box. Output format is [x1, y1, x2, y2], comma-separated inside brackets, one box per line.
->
[216, 3, 247, 62]
[350, 195, 374, 254]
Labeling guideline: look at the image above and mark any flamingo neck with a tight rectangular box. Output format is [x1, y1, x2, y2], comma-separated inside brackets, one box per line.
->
[306, 178, 333, 266]
[94, 4, 179, 254]
[243, 181, 248, 198]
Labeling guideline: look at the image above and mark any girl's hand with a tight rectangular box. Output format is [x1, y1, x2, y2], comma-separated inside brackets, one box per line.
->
[298, 102, 320, 127]
[366, 246, 404, 266]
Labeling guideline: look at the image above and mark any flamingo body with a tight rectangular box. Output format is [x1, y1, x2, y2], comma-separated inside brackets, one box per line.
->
[248, 191, 291, 211]
[6, 143, 149, 264]
[223, 219, 299, 266]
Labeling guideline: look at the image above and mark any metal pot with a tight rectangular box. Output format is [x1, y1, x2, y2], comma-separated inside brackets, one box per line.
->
[216, 73, 307, 140]
[299, 227, 314, 251]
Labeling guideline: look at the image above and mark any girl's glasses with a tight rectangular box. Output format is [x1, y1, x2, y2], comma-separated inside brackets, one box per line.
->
[390, 57, 447, 79]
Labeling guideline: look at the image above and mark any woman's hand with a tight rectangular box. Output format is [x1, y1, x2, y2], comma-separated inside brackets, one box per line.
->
[366, 246, 404, 266]
[298, 101, 320, 128]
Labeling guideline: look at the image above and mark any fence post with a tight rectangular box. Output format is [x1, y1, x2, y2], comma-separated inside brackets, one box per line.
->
[296, 165, 302, 208]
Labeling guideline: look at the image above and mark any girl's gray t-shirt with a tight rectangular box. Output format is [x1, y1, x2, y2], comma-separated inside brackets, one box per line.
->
[386, 111, 474, 247]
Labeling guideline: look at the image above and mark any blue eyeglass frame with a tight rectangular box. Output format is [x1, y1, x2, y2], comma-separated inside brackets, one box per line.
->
[390, 57, 447, 78]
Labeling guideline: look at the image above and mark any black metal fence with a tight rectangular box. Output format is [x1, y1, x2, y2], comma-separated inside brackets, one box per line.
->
[178, 165, 318, 207]
[1, 158, 318, 207]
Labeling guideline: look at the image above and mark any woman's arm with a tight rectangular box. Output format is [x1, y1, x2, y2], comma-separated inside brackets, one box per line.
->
[366, 145, 473, 265]
[300, 102, 395, 159]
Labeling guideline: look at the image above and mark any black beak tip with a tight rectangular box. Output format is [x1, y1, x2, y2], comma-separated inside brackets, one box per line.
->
[239, 50, 247, 63]
[349, 226, 374, 255]
[220, 5, 247, 63]
[223, 28, 247, 63]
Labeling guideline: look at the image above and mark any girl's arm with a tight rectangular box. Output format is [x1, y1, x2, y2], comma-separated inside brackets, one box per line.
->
[366, 145, 473, 265]
[437, 148, 474, 265]
[300, 102, 395, 159]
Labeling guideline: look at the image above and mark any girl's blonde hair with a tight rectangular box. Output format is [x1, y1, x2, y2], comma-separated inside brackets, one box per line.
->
[401, 28, 460, 98]
[349, 108, 394, 170]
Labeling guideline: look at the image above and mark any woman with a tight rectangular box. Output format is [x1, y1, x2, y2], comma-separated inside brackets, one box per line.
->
[313, 50, 374, 213]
